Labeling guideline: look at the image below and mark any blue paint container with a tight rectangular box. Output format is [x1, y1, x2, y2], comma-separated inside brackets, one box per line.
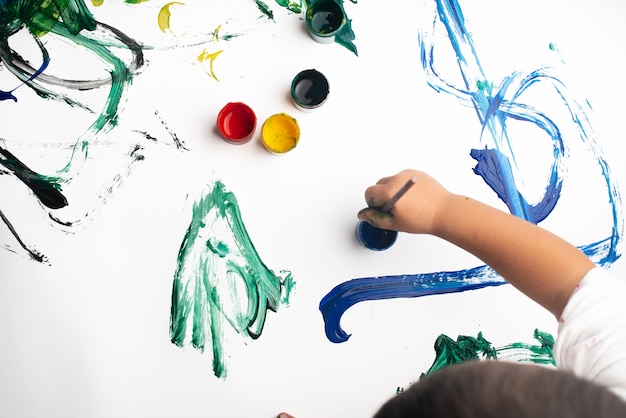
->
[355, 220, 398, 251]
[291, 69, 330, 111]
[305, 0, 345, 44]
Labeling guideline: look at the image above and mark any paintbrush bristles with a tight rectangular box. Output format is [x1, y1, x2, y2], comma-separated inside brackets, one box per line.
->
[381, 177, 417, 213]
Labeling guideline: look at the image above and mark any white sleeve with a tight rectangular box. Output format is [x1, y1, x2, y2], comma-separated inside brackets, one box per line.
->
[554, 266, 626, 401]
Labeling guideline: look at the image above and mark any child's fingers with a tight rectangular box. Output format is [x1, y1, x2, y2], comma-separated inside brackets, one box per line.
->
[357, 207, 394, 230]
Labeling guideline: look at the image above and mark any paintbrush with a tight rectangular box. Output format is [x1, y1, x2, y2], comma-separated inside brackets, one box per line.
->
[380, 177, 417, 213]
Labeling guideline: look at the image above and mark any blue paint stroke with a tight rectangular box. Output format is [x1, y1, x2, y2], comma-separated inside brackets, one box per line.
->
[0, 32, 50, 102]
[420, 0, 622, 264]
[319, 0, 623, 343]
[320, 266, 505, 343]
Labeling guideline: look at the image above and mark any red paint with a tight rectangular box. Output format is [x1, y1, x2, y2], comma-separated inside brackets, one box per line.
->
[217, 102, 257, 144]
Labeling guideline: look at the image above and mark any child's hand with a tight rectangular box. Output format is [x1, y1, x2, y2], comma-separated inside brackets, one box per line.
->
[357, 169, 450, 235]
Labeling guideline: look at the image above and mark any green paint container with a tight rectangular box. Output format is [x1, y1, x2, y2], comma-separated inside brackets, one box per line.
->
[305, 0, 345, 44]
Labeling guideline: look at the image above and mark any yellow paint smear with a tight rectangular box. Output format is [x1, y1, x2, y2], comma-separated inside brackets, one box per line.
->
[261, 114, 300, 154]
[197, 49, 223, 81]
[158, 2, 185, 34]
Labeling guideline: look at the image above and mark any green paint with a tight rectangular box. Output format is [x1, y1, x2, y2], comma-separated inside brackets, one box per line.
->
[2, 0, 98, 37]
[170, 179, 294, 378]
[422, 329, 555, 377]
[548, 42, 566, 63]
[275, 0, 302, 13]
[335, 16, 357, 55]
[476, 80, 494, 94]
[254, 0, 274, 19]
[305, 0, 357, 55]
[496, 328, 555, 365]
[0, 0, 136, 182]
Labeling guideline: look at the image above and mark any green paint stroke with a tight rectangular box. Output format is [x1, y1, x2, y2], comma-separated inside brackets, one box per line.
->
[256, 0, 303, 18]
[170, 179, 294, 378]
[275, 0, 302, 13]
[422, 329, 555, 377]
[254, 0, 274, 19]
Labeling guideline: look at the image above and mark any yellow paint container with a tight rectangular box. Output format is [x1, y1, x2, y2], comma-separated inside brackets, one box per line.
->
[261, 113, 300, 154]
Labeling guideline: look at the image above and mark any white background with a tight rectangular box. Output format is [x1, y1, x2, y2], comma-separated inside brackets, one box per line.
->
[1, 0, 625, 417]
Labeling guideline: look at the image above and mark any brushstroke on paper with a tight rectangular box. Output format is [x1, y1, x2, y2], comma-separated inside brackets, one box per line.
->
[319, 0, 622, 343]
[422, 328, 555, 378]
[170, 179, 294, 378]
[0, 0, 148, 261]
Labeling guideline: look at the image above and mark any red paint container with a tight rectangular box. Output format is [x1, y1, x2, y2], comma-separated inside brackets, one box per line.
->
[217, 102, 257, 144]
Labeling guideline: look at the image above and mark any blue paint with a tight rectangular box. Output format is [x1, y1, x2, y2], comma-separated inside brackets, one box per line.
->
[319, 0, 623, 343]
[419, 0, 622, 266]
[320, 266, 506, 343]
[0, 90, 17, 101]
[0, 34, 50, 102]
[355, 220, 397, 251]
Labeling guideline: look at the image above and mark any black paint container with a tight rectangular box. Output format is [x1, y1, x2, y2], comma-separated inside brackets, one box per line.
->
[291, 69, 330, 111]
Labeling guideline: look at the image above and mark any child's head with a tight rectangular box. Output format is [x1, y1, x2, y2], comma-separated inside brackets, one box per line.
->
[374, 361, 626, 418]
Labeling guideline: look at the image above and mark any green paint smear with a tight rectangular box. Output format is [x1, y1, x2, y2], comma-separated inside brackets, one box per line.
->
[548, 42, 566, 64]
[422, 328, 555, 378]
[476, 79, 494, 94]
[254, 0, 274, 20]
[170, 180, 294, 379]
[275, 0, 302, 13]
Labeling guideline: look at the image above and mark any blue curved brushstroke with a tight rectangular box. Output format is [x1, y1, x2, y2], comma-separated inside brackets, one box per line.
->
[320, 266, 505, 343]
[0, 34, 50, 102]
[319, 0, 623, 343]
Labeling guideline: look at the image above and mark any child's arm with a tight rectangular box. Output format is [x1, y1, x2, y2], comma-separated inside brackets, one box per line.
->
[357, 169, 595, 318]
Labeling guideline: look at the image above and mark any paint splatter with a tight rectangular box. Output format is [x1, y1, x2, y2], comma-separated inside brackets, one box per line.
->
[549, 42, 565, 64]
[197, 48, 223, 81]
[422, 329, 555, 377]
[170, 179, 294, 378]
[276, 0, 303, 14]
[319, 0, 622, 343]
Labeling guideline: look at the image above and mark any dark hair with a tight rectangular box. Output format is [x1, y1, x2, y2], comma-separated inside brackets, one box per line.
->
[373, 361, 626, 418]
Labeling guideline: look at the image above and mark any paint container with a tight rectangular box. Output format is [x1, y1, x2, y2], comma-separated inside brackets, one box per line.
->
[261, 113, 300, 154]
[291, 69, 330, 111]
[305, 0, 345, 44]
[217, 102, 257, 144]
[355, 220, 398, 251]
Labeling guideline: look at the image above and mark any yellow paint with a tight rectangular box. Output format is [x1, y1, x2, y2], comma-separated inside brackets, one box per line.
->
[197, 49, 223, 81]
[213, 24, 222, 42]
[91, 0, 104, 6]
[158, 2, 184, 34]
[261, 114, 300, 154]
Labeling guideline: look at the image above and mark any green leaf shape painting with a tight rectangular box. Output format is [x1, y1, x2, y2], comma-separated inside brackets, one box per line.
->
[170, 179, 294, 378]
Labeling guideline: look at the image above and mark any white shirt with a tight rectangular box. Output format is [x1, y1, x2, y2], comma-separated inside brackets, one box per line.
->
[554, 266, 626, 400]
